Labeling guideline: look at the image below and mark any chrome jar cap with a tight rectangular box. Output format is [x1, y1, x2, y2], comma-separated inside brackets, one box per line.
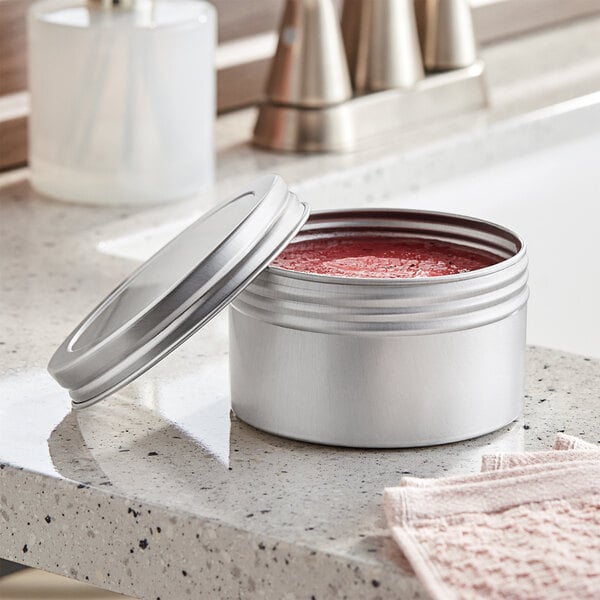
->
[48, 175, 309, 409]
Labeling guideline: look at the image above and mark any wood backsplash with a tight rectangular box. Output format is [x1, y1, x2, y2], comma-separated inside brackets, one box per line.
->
[2, 0, 600, 172]
[0, 0, 284, 171]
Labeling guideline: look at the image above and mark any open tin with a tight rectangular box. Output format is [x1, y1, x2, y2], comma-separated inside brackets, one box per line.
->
[49, 175, 528, 448]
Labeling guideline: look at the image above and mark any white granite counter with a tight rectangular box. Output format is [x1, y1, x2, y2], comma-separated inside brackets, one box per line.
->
[0, 176, 599, 599]
[2, 16, 600, 599]
[0, 174, 598, 600]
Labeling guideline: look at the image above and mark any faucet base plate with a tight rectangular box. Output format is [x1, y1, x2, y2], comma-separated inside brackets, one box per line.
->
[253, 61, 486, 153]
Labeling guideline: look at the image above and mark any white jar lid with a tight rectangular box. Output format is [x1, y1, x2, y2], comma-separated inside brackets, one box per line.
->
[48, 174, 309, 409]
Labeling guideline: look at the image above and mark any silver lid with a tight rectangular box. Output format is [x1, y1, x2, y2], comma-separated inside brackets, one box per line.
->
[48, 175, 309, 409]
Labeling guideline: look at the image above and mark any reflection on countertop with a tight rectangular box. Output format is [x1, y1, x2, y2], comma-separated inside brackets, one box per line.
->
[1, 179, 600, 599]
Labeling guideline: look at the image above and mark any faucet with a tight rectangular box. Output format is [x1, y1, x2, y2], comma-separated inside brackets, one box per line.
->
[253, 0, 483, 153]
[341, 0, 424, 93]
[420, 0, 478, 70]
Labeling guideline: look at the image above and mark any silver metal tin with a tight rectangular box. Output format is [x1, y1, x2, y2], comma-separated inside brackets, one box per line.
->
[230, 209, 529, 448]
[48, 175, 309, 408]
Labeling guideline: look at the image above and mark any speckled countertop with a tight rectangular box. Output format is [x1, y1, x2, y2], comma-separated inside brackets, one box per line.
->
[0, 183, 599, 600]
[2, 17, 600, 600]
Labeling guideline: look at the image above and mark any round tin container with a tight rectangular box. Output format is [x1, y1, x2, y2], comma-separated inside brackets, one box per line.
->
[230, 209, 529, 448]
[48, 175, 528, 448]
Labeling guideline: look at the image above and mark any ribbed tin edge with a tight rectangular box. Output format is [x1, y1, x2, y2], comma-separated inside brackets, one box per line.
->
[232, 209, 529, 335]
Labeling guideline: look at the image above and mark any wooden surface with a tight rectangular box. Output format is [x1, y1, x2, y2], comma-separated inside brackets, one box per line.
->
[0, 115, 26, 172]
[0, 0, 283, 170]
[216, 0, 282, 42]
[2, 0, 600, 171]
[0, 0, 283, 97]
[0, 0, 35, 97]
[2, 0, 600, 96]
[218, 59, 271, 113]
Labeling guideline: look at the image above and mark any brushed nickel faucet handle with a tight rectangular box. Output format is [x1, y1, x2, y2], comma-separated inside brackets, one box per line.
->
[341, 0, 424, 93]
[252, 0, 486, 153]
[265, 0, 352, 108]
[422, 0, 478, 71]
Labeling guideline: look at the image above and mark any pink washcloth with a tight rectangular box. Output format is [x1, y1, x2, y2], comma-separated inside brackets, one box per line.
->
[384, 435, 600, 599]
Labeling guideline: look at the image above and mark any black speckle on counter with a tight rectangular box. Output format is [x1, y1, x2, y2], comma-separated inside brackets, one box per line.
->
[523, 424, 530, 430]
[258, 542, 266, 550]
[45, 515, 51, 523]
[128, 507, 140, 518]
[181, 570, 187, 577]
[22, 544, 28, 553]
[372, 579, 381, 588]
[77, 484, 87, 489]
[147, 451, 158, 456]
[139, 539, 148, 550]
[156, 527, 161, 533]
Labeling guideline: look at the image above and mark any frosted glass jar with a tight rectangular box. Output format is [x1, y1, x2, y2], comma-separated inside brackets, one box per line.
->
[28, 0, 216, 206]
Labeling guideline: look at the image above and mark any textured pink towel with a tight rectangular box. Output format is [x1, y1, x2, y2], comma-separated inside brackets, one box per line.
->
[384, 435, 600, 599]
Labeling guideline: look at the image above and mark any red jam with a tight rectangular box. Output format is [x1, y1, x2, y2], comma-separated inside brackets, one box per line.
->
[271, 235, 502, 279]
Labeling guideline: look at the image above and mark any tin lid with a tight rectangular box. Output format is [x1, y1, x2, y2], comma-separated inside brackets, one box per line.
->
[48, 175, 309, 409]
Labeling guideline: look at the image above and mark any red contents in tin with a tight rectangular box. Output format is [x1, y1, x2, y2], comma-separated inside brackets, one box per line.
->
[271, 236, 501, 279]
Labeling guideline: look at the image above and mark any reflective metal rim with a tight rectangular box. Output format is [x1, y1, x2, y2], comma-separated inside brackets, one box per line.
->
[47, 175, 309, 408]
